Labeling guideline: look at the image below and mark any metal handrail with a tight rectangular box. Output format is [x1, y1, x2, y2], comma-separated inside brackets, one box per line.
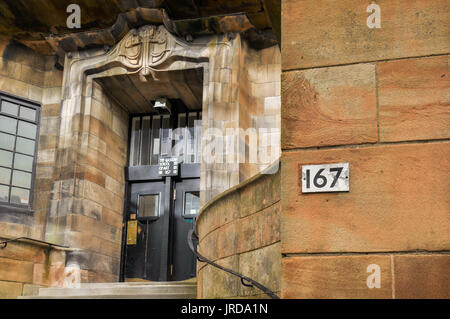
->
[187, 227, 280, 299]
[0, 237, 71, 250]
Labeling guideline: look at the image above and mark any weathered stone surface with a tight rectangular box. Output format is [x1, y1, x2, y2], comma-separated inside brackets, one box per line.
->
[281, 255, 392, 298]
[0, 281, 23, 299]
[239, 243, 280, 297]
[378, 55, 450, 142]
[282, 0, 450, 70]
[32, 262, 65, 287]
[393, 254, 450, 299]
[217, 221, 238, 259]
[22, 284, 44, 297]
[282, 64, 378, 149]
[66, 232, 121, 259]
[0, 242, 46, 264]
[202, 255, 240, 298]
[281, 142, 450, 253]
[0, 257, 34, 283]
[68, 214, 121, 243]
[240, 173, 280, 217]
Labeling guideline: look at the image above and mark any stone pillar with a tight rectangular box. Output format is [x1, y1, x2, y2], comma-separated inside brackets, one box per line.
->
[280, 0, 449, 298]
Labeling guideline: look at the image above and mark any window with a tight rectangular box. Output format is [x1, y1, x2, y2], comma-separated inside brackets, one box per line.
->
[129, 112, 202, 167]
[184, 191, 200, 216]
[138, 194, 160, 218]
[0, 94, 39, 209]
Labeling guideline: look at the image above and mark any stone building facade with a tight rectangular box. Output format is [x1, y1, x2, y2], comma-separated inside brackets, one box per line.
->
[0, 0, 448, 299]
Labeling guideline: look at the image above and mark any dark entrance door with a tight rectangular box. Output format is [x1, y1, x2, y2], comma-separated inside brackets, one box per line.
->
[171, 178, 200, 281]
[121, 111, 202, 282]
[125, 181, 166, 281]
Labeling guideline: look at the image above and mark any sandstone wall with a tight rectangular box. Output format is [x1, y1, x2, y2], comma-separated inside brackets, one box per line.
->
[281, 0, 449, 298]
[0, 38, 64, 240]
[197, 169, 280, 299]
[200, 35, 281, 205]
[45, 78, 128, 283]
[0, 238, 67, 299]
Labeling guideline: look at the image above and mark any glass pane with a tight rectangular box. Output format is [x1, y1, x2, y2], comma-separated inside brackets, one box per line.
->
[19, 106, 36, 121]
[129, 117, 140, 166]
[16, 137, 35, 155]
[140, 116, 151, 166]
[175, 114, 186, 162]
[0, 133, 15, 151]
[184, 191, 200, 216]
[0, 115, 17, 134]
[1, 101, 19, 116]
[194, 119, 202, 163]
[150, 116, 161, 165]
[0, 167, 11, 184]
[0, 150, 13, 167]
[186, 113, 196, 163]
[12, 170, 31, 188]
[0, 185, 9, 202]
[138, 194, 160, 218]
[14, 154, 33, 172]
[18, 121, 37, 139]
[10, 187, 30, 205]
[160, 115, 172, 157]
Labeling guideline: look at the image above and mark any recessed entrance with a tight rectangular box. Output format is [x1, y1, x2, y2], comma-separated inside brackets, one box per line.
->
[95, 66, 204, 282]
[122, 111, 202, 282]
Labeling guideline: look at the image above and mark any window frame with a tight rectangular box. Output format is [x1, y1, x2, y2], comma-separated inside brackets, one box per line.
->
[0, 92, 40, 213]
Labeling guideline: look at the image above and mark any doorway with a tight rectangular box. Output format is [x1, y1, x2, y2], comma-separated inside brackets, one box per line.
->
[121, 111, 202, 282]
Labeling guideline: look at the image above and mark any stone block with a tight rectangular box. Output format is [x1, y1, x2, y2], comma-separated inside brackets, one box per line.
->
[281, 142, 450, 253]
[282, 64, 378, 149]
[239, 243, 281, 297]
[0, 281, 23, 299]
[281, 255, 392, 298]
[393, 254, 450, 298]
[0, 257, 34, 283]
[378, 55, 450, 142]
[32, 262, 65, 287]
[282, 0, 450, 70]
[202, 255, 239, 299]
[217, 221, 238, 259]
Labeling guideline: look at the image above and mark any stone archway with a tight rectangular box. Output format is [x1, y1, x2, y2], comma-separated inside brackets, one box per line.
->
[44, 24, 243, 282]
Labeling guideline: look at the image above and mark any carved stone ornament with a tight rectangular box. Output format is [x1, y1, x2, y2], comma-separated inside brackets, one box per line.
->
[116, 25, 177, 79]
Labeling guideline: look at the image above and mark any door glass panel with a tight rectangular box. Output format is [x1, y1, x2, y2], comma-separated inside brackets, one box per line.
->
[0, 150, 13, 167]
[184, 191, 200, 216]
[138, 194, 160, 218]
[0, 116, 17, 134]
[15, 137, 35, 155]
[0, 185, 9, 202]
[1, 101, 19, 116]
[10, 187, 29, 205]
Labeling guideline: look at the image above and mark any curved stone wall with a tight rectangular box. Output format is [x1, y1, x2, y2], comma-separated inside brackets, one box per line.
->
[196, 168, 280, 299]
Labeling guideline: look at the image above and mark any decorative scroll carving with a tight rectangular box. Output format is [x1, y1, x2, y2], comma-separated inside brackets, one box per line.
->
[116, 25, 178, 79]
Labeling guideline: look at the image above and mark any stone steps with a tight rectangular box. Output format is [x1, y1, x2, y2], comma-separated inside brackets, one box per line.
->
[20, 281, 197, 299]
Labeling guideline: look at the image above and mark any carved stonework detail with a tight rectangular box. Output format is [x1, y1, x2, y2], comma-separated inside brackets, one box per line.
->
[117, 25, 177, 78]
